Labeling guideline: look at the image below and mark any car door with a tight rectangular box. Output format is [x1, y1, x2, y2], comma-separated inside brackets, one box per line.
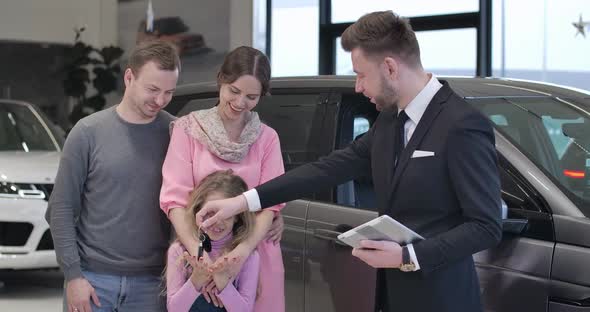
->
[253, 89, 335, 312]
[474, 140, 555, 312]
[304, 202, 377, 312]
[468, 97, 560, 312]
[303, 92, 379, 312]
[550, 215, 590, 311]
[281, 199, 309, 312]
[476, 133, 590, 312]
[470, 95, 590, 312]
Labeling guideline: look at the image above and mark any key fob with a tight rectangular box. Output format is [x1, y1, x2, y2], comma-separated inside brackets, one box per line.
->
[197, 232, 211, 258]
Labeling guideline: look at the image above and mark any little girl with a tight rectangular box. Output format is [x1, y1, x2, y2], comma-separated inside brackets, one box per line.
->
[166, 170, 259, 312]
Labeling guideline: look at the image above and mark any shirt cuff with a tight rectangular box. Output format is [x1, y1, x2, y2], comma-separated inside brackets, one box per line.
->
[407, 244, 421, 271]
[243, 189, 261, 212]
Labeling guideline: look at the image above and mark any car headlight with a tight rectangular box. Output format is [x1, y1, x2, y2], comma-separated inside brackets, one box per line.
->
[0, 182, 46, 199]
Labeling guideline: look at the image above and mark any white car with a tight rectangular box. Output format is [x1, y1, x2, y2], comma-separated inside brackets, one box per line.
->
[0, 99, 63, 270]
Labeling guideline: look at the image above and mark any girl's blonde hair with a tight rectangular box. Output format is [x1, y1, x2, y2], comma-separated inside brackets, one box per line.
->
[187, 169, 254, 251]
[161, 170, 254, 296]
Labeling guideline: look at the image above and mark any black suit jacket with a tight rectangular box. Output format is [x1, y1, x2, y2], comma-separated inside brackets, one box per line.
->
[257, 82, 502, 312]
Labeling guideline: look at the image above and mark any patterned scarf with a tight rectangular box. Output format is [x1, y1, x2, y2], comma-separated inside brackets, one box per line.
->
[173, 106, 262, 163]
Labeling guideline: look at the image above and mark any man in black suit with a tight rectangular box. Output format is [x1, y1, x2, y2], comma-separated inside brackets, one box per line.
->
[197, 11, 502, 312]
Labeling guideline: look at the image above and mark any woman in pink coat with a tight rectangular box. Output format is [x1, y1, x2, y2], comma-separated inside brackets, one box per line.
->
[160, 46, 285, 311]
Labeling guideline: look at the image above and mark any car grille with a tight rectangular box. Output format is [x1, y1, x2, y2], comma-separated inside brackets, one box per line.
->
[36, 229, 54, 250]
[0, 222, 33, 246]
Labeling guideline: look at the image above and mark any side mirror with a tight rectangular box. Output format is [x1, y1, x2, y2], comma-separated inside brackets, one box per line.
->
[500, 200, 528, 234]
[502, 218, 528, 235]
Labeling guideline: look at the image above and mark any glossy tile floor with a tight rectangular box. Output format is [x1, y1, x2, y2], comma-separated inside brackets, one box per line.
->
[0, 270, 62, 311]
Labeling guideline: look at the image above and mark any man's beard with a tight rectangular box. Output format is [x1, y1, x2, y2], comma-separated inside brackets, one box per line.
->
[374, 77, 398, 112]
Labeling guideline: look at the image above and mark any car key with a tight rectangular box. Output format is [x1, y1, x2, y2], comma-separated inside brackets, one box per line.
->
[197, 231, 212, 259]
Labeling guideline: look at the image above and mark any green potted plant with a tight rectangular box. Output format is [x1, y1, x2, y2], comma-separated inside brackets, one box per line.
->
[62, 26, 124, 127]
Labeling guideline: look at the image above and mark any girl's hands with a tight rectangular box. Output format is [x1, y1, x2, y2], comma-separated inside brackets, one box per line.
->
[198, 255, 240, 308]
[183, 251, 211, 290]
[211, 256, 240, 291]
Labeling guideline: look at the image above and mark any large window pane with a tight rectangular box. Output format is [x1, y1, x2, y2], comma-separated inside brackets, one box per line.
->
[335, 37, 352, 75]
[253, 0, 267, 54]
[416, 28, 476, 76]
[332, 0, 478, 23]
[492, 0, 590, 91]
[336, 28, 476, 76]
[271, 0, 319, 76]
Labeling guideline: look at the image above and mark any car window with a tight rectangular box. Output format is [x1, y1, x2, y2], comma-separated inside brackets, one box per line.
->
[176, 95, 324, 168]
[470, 97, 590, 217]
[336, 92, 379, 211]
[541, 116, 583, 160]
[353, 117, 370, 140]
[0, 102, 58, 152]
[349, 117, 378, 210]
[498, 157, 546, 213]
[255, 93, 324, 171]
[177, 98, 218, 117]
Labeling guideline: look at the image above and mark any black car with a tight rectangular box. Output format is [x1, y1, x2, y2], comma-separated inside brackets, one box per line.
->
[167, 76, 590, 312]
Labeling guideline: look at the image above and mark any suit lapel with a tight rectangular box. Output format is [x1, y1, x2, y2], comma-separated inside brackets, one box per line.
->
[386, 83, 453, 210]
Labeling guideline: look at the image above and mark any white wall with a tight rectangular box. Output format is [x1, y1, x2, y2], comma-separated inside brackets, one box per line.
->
[0, 0, 117, 47]
[230, 0, 254, 49]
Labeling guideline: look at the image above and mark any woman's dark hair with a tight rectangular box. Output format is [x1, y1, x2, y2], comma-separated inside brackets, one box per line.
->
[217, 46, 271, 96]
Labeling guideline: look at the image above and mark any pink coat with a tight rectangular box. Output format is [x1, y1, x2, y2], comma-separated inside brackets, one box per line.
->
[160, 120, 285, 312]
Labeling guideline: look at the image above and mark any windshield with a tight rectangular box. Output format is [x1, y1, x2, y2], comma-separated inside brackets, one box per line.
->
[469, 96, 590, 217]
[0, 102, 59, 152]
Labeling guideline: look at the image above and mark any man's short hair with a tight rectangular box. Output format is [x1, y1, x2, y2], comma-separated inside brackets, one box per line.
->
[127, 40, 181, 76]
[341, 11, 422, 67]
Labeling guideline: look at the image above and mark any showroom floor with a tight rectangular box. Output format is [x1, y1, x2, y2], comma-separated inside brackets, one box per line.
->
[0, 270, 62, 311]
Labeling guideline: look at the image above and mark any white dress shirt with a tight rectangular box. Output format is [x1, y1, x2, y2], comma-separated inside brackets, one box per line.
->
[244, 74, 443, 272]
[398, 74, 443, 271]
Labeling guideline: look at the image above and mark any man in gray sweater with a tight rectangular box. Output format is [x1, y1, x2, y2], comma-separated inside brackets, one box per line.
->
[46, 40, 180, 312]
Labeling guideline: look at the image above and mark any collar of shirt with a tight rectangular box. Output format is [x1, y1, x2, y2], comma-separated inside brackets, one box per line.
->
[398, 74, 443, 144]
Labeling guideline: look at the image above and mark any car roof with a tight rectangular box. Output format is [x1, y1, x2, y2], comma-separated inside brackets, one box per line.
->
[174, 76, 590, 99]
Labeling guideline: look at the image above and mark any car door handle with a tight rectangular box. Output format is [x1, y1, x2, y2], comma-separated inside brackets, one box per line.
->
[313, 229, 348, 247]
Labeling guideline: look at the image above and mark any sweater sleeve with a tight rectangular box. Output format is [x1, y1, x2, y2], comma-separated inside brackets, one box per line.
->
[166, 243, 203, 311]
[216, 251, 260, 312]
[160, 123, 195, 217]
[44, 121, 90, 281]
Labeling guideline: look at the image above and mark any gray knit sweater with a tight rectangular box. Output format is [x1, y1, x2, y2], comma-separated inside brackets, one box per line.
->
[46, 106, 174, 281]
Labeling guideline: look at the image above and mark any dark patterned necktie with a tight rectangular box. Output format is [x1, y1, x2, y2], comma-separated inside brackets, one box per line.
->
[394, 110, 409, 167]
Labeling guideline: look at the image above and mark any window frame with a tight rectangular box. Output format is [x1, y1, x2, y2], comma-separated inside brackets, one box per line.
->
[333, 92, 379, 211]
[265, 0, 493, 77]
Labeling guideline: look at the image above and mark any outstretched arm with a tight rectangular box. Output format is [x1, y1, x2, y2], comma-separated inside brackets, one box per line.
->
[198, 124, 375, 228]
